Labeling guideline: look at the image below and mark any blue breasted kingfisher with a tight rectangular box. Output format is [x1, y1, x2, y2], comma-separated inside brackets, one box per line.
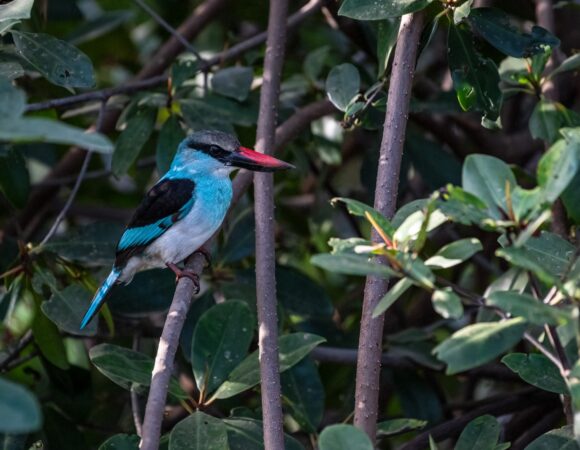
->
[80, 130, 293, 329]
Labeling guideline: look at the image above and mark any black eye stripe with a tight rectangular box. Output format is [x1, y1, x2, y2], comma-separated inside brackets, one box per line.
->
[189, 142, 231, 162]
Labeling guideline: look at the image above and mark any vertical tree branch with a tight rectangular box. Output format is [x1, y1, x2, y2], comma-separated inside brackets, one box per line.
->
[253, 0, 289, 448]
[353, 12, 424, 440]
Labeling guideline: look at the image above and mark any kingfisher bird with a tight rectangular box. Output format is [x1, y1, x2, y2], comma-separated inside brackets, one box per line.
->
[80, 130, 293, 329]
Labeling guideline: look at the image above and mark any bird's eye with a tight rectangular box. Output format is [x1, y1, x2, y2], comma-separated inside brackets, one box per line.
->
[209, 145, 220, 156]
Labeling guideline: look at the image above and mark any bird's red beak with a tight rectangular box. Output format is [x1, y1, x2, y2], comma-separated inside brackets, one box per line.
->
[226, 146, 295, 172]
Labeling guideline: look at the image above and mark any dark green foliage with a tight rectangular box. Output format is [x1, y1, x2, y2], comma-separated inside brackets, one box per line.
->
[1, 0, 580, 448]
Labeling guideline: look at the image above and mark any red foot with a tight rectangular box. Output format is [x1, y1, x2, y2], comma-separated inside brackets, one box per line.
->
[166, 262, 200, 294]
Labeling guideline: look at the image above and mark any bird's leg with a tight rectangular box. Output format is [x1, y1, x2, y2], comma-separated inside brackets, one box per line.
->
[166, 262, 200, 294]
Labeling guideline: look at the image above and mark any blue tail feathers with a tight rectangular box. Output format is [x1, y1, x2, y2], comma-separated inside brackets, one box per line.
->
[80, 269, 121, 329]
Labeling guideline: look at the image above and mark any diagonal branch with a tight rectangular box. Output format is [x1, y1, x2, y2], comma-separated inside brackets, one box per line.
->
[353, 11, 425, 441]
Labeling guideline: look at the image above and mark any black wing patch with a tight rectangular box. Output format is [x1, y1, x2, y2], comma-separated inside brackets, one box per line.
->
[114, 178, 196, 267]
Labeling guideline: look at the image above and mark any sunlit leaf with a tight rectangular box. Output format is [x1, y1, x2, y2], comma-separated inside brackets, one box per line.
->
[425, 238, 482, 269]
[432, 288, 463, 320]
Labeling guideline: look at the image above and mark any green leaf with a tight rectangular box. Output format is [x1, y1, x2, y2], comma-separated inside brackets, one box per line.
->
[448, 24, 502, 122]
[0, 146, 29, 209]
[377, 19, 400, 77]
[373, 277, 413, 318]
[211, 66, 253, 102]
[526, 426, 580, 450]
[537, 138, 580, 203]
[112, 106, 157, 176]
[487, 291, 570, 326]
[11, 31, 95, 88]
[455, 415, 500, 450]
[169, 412, 228, 450]
[41, 284, 98, 336]
[281, 358, 324, 432]
[338, 0, 431, 20]
[529, 101, 562, 144]
[432, 288, 463, 320]
[332, 197, 395, 237]
[0, 0, 34, 24]
[192, 301, 254, 396]
[462, 154, 516, 219]
[377, 418, 427, 436]
[550, 53, 580, 79]
[433, 317, 527, 374]
[212, 333, 325, 400]
[31, 298, 70, 370]
[43, 222, 122, 266]
[0, 377, 42, 433]
[224, 418, 305, 450]
[393, 209, 447, 247]
[0, 118, 113, 153]
[0, 77, 25, 117]
[425, 238, 482, 269]
[563, 169, 580, 224]
[304, 46, 330, 83]
[89, 343, 187, 399]
[502, 353, 568, 395]
[325, 64, 360, 111]
[467, 8, 560, 58]
[496, 232, 575, 284]
[319, 424, 373, 450]
[98, 434, 139, 450]
[311, 253, 397, 278]
[156, 115, 185, 175]
[453, 0, 473, 24]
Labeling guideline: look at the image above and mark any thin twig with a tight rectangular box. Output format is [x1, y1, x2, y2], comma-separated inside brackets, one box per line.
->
[132, 0, 206, 63]
[0, 330, 33, 372]
[131, 333, 144, 437]
[253, 0, 289, 446]
[38, 101, 107, 246]
[353, 11, 425, 441]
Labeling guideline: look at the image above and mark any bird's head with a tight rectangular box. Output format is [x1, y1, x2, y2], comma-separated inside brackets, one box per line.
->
[172, 130, 294, 174]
